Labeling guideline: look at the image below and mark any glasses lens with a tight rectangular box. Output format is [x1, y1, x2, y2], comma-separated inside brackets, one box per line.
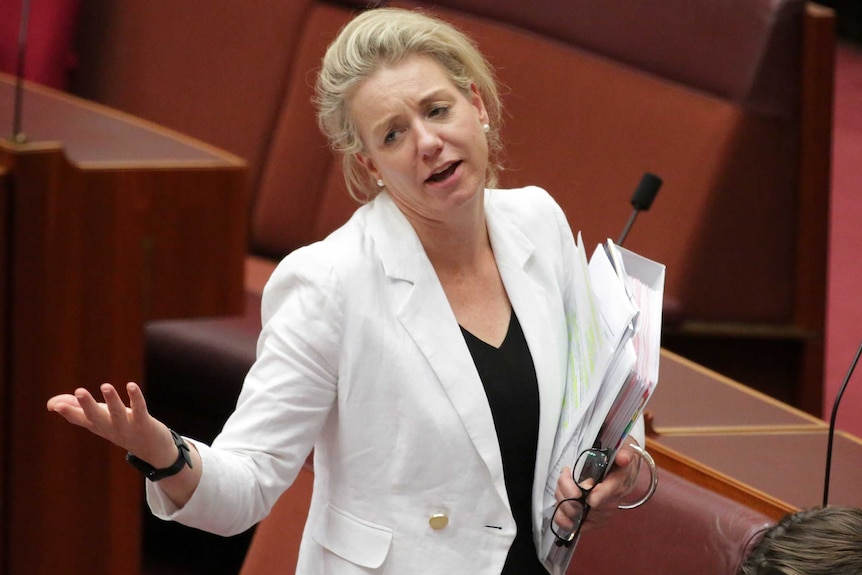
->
[573, 449, 609, 489]
[551, 498, 586, 543]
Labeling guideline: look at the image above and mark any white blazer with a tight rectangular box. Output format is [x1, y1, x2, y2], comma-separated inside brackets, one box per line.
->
[148, 186, 577, 574]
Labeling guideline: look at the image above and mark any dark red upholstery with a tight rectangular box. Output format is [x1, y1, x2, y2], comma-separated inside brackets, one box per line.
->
[415, 0, 803, 113]
[571, 468, 773, 575]
[71, 0, 820, 326]
[145, 292, 262, 443]
[395, 0, 803, 324]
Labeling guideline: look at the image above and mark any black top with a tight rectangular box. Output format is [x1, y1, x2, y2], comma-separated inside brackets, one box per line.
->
[461, 311, 546, 574]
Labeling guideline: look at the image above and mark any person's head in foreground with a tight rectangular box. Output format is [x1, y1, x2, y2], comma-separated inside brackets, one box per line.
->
[738, 505, 862, 575]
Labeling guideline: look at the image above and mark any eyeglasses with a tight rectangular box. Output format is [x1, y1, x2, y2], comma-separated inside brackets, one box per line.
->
[549, 443, 659, 552]
[550, 447, 611, 548]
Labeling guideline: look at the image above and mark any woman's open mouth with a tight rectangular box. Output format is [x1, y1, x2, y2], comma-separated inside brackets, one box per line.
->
[426, 161, 462, 183]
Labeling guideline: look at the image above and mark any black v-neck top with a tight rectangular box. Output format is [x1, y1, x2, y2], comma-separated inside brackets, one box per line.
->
[461, 311, 545, 574]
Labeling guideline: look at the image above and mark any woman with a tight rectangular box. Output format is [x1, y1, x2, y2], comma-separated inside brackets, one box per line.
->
[47, 8, 642, 574]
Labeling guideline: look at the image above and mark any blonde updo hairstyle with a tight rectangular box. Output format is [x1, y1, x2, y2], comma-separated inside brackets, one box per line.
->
[314, 7, 504, 203]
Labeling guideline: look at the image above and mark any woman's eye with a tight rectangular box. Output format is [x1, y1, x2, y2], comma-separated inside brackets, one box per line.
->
[384, 129, 400, 145]
[429, 105, 450, 118]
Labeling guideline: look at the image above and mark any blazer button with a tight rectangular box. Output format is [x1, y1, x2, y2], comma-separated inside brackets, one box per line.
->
[429, 513, 449, 530]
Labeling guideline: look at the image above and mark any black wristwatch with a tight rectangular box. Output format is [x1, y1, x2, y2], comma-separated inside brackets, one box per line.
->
[126, 429, 193, 481]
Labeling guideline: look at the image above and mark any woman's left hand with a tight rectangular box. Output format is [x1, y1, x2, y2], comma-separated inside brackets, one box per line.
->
[554, 441, 640, 533]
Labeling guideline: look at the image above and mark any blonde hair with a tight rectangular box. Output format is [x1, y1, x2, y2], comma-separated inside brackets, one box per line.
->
[314, 7, 503, 202]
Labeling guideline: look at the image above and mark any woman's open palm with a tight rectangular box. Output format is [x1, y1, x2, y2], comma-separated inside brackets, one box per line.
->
[47, 382, 168, 460]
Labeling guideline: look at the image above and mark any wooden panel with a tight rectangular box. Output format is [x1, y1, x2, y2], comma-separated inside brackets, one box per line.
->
[0, 165, 9, 571]
[647, 440, 793, 521]
[0, 74, 247, 575]
[1, 143, 139, 575]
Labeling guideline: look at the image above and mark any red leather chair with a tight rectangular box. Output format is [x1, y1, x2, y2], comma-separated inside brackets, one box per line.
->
[571, 467, 774, 575]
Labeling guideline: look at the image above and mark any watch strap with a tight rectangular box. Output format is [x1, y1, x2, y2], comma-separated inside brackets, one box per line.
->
[125, 429, 193, 482]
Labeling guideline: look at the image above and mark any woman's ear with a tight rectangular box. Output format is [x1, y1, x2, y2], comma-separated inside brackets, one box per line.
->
[355, 152, 379, 181]
[470, 83, 488, 125]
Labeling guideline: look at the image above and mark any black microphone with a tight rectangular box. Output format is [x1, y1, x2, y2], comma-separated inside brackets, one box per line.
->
[12, 0, 32, 143]
[822, 340, 862, 506]
[617, 172, 662, 246]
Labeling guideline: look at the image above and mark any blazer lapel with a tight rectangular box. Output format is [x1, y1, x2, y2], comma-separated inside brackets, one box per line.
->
[366, 194, 509, 503]
[484, 194, 566, 533]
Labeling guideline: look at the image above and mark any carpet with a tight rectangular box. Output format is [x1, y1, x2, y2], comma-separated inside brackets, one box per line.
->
[824, 40, 862, 438]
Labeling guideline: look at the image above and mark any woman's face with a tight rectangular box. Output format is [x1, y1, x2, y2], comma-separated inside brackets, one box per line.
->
[352, 54, 489, 227]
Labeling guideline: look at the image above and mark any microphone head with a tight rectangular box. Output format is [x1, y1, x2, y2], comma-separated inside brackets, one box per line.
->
[631, 172, 663, 211]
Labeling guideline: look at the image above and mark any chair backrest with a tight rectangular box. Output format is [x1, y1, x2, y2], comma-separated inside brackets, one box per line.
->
[73, 0, 831, 329]
[569, 466, 774, 575]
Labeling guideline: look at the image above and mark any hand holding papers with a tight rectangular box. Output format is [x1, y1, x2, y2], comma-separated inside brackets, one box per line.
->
[540, 236, 665, 573]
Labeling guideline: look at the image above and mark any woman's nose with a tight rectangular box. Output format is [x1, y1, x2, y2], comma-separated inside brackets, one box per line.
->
[415, 121, 443, 157]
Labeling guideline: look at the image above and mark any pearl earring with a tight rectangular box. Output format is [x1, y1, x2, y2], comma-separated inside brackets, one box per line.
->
[483, 124, 490, 133]
[377, 179, 385, 187]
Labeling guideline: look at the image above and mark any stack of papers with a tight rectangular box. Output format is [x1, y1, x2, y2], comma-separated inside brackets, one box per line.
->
[540, 236, 665, 572]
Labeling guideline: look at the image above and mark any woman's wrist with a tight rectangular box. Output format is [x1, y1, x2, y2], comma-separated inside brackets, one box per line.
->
[126, 435, 188, 481]
[132, 424, 182, 469]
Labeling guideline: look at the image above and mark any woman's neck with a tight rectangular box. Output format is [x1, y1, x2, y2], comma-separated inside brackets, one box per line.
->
[417, 212, 490, 274]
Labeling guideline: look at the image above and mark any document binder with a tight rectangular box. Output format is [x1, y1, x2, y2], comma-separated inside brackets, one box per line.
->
[541, 237, 665, 572]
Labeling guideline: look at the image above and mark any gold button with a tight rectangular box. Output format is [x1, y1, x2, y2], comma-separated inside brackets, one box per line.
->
[429, 513, 449, 530]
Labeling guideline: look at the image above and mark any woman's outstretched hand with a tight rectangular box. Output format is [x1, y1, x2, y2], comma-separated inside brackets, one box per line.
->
[47, 382, 201, 507]
[47, 382, 171, 460]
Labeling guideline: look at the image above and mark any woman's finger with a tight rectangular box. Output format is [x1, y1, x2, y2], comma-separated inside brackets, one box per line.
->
[101, 383, 130, 424]
[46, 393, 81, 412]
[555, 466, 581, 500]
[613, 446, 635, 467]
[74, 387, 108, 428]
[47, 394, 90, 427]
[127, 382, 149, 422]
[553, 502, 578, 530]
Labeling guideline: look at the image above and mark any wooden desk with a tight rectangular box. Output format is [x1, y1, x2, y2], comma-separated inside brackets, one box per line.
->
[0, 75, 247, 575]
[649, 350, 826, 434]
[656, 430, 862, 510]
[646, 350, 859, 517]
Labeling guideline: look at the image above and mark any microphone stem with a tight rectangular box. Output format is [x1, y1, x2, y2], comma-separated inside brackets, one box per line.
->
[617, 209, 639, 246]
[13, 0, 32, 142]
[823, 340, 862, 506]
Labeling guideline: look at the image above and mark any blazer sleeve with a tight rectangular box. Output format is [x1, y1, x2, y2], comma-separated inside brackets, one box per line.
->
[146, 245, 342, 536]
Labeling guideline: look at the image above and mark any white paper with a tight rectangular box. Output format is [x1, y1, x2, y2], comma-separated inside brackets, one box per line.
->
[540, 239, 665, 570]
